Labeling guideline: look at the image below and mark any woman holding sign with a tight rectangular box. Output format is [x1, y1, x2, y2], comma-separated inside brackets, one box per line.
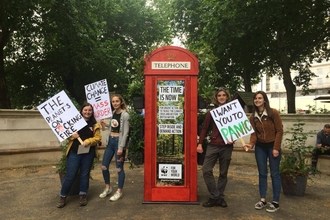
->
[243, 91, 283, 213]
[197, 87, 234, 208]
[99, 94, 130, 202]
[57, 102, 102, 208]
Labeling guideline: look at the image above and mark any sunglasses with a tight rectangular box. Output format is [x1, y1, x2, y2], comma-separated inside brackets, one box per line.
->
[217, 87, 226, 91]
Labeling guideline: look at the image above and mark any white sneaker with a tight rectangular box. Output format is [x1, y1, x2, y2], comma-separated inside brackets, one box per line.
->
[109, 191, 122, 201]
[99, 187, 112, 198]
[255, 201, 267, 210]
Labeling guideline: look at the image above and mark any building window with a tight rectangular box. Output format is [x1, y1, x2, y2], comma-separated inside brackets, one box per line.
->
[317, 68, 323, 77]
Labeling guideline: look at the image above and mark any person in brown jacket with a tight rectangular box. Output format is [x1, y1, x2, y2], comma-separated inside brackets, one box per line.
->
[197, 87, 234, 208]
[243, 91, 283, 213]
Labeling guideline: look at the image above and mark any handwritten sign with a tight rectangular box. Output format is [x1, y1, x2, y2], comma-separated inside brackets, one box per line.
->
[85, 79, 112, 120]
[37, 90, 87, 142]
[210, 99, 254, 144]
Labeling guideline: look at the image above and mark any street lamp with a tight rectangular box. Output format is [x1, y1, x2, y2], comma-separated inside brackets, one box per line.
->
[278, 92, 281, 111]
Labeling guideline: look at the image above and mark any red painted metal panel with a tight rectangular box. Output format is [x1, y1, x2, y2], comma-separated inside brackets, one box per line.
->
[144, 46, 198, 76]
[143, 46, 198, 203]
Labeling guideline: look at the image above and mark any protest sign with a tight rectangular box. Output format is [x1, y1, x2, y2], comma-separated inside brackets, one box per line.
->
[37, 90, 87, 142]
[85, 79, 112, 120]
[158, 83, 184, 135]
[210, 99, 254, 144]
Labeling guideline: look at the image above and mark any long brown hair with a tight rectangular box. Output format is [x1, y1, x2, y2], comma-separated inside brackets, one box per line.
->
[252, 91, 273, 119]
[212, 87, 231, 107]
[111, 94, 127, 111]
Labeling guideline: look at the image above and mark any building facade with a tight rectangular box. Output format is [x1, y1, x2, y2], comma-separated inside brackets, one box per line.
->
[253, 60, 330, 113]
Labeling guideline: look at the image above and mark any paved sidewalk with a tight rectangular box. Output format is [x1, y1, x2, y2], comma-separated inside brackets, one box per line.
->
[0, 163, 329, 220]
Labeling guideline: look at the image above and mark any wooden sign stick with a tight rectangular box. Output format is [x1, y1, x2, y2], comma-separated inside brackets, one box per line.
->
[77, 137, 84, 145]
[240, 137, 248, 151]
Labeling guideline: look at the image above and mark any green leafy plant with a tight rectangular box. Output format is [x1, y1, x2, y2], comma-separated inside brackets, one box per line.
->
[57, 140, 70, 174]
[127, 58, 145, 100]
[306, 104, 330, 114]
[280, 120, 317, 177]
[128, 110, 144, 169]
[197, 110, 210, 150]
[128, 80, 144, 98]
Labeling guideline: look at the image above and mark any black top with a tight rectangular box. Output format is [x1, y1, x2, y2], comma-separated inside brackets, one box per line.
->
[111, 112, 122, 133]
[70, 120, 95, 153]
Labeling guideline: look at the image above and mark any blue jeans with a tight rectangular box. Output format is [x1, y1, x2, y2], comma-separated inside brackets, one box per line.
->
[255, 145, 282, 202]
[60, 148, 95, 196]
[102, 136, 125, 189]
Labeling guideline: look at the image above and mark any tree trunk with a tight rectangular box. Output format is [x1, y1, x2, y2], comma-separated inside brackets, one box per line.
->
[277, 30, 296, 113]
[62, 67, 82, 104]
[282, 66, 296, 113]
[243, 69, 252, 92]
[0, 43, 11, 109]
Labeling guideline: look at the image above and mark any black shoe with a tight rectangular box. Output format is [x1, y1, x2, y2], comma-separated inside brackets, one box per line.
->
[79, 195, 88, 206]
[202, 198, 218, 207]
[218, 198, 228, 208]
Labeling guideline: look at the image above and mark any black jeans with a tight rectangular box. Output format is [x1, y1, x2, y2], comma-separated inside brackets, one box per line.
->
[202, 144, 233, 200]
[311, 147, 330, 169]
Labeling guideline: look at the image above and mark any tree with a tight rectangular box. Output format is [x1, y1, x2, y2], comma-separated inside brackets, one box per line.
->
[0, 0, 44, 108]
[260, 0, 330, 113]
[2, 0, 171, 109]
[159, 0, 330, 113]
[154, 0, 262, 95]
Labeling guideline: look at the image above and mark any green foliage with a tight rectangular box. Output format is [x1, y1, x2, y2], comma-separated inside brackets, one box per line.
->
[306, 105, 330, 114]
[127, 57, 146, 101]
[157, 0, 330, 113]
[128, 110, 144, 169]
[197, 110, 210, 151]
[2, 0, 172, 109]
[280, 121, 316, 177]
[57, 141, 69, 174]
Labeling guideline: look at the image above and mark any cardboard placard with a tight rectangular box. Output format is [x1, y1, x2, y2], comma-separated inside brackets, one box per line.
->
[85, 79, 112, 120]
[210, 99, 254, 144]
[37, 90, 87, 142]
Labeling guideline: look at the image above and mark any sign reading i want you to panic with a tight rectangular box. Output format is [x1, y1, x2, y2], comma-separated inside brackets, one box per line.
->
[210, 99, 254, 145]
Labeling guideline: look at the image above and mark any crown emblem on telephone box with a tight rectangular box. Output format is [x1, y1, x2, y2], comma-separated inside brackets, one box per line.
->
[166, 52, 176, 60]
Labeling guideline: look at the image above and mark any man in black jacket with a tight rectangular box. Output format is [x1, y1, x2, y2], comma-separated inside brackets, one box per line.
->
[311, 124, 330, 173]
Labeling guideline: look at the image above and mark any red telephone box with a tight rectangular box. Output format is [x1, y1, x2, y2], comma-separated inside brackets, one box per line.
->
[143, 46, 198, 203]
